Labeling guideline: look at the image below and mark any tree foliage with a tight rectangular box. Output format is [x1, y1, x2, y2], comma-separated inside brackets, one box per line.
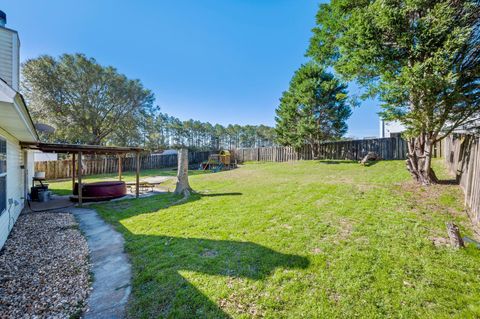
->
[141, 114, 276, 151]
[308, 0, 480, 184]
[275, 62, 351, 156]
[22, 53, 155, 145]
[21, 53, 276, 150]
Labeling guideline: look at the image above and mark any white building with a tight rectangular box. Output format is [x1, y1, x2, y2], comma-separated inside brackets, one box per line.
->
[34, 152, 58, 162]
[379, 119, 405, 138]
[0, 11, 38, 249]
[158, 149, 177, 156]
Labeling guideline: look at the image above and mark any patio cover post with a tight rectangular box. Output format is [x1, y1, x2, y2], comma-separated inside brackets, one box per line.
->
[72, 153, 76, 191]
[118, 155, 122, 181]
[136, 151, 140, 198]
[19, 142, 145, 202]
[78, 151, 83, 206]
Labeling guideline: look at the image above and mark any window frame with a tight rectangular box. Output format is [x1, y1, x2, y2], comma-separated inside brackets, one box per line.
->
[0, 136, 6, 215]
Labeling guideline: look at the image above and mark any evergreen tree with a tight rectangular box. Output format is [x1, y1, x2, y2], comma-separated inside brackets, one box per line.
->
[275, 62, 351, 157]
[307, 0, 480, 184]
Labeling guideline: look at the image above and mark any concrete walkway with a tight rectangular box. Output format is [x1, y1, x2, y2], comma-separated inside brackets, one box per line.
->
[69, 207, 131, 319]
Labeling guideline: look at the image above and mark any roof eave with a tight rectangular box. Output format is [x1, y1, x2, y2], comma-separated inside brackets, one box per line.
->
[20, 142, 144, 154]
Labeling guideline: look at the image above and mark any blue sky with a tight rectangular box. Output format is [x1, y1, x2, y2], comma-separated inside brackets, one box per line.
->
[4, 0, 381, 138]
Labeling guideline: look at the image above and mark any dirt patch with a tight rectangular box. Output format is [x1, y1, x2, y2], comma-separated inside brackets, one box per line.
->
[200, 249, 218, 258]
[0, 212, 90, 318]
[219, 292, 264, 317]
[327, 289, 341, 304]
[395, 180, 463, 215]
[395, 180, 479, 241]
[311, 217, 355, 245]
[354, 236, 370, 245]
[334, 218, 354, 243]
[429, 236, 450, 247]
[397, 180, 469, 219]
[354, 183, 379, 192]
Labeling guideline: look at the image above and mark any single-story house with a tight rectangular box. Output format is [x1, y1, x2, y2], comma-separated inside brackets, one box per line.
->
[0, 80, 38, 249]
[0, 12, 39, 249]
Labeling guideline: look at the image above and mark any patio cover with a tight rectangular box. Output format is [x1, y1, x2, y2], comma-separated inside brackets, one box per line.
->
[21, 142, 145, 204]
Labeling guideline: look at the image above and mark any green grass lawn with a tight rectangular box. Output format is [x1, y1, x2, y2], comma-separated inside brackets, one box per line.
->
[92, 160, 480, 318]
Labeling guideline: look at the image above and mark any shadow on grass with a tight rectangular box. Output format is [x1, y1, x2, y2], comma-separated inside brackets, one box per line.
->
[317, 159, 396, 167]
[437, 179, 459, 185]
[317, 160, 358, 165]
[200, 192, 242, 197]
[96, 192, 309, 318]
[361, 160, 381, 167]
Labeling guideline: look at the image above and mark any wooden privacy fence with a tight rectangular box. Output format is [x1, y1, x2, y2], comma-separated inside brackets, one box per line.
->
[234, 137, 409, 163]
[443, 134, 480, 224]
[35, 151, 211, 180]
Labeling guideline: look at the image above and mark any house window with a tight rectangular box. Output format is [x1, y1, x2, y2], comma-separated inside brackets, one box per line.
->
[0, 138, 6, 214]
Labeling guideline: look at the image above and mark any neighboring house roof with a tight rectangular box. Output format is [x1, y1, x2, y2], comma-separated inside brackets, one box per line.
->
[151, 149, 178, 156]
[33, 152, 58, 162]
[0, 78, 38, 142]
[449, 117, 480, 135]
[160, 149, 178, 155]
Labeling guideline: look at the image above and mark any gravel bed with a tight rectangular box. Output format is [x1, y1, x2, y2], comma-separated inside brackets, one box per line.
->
[0, 212, 90, 318]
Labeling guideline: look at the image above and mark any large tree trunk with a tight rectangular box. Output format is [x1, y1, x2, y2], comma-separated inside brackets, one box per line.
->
[174, 148, 193, 197]
[406, 134, 438, 185]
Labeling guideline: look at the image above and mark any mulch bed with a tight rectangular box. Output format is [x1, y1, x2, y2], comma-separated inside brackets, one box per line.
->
[0, 212, 90, 318]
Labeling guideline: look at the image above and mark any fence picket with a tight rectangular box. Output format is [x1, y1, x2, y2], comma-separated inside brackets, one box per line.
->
[234, 137, 407, 164]
[443, 134, 480, 223]
[35, 151, 212, 180]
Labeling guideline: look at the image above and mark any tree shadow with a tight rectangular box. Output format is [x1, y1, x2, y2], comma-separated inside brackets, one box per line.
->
[97, 193, 309, 318]
[316, 159, 381, 166]
[436, 179, 459, 185]
[200, 192, 242, 197]
[361, 160, 380, 167]
[317, 160, 357, 164]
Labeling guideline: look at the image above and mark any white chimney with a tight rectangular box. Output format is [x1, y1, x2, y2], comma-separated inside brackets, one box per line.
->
[0, 11, 20, 91]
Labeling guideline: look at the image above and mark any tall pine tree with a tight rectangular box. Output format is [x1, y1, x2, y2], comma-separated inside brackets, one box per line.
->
[275, 62, 351, 158]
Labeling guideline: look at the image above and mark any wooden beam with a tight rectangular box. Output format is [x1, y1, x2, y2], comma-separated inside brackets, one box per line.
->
[136, 152, 140, 198]
[118, 155, 122, 181]
[20, 141, 144, 154]
[78, 151, 83, 206]
[72, 153, 76, 191]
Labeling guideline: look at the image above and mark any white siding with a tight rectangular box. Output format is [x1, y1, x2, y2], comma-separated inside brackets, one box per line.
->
[34, 152, 58, 162]
[0, 127, 26, 249]
[0, 28, 19, 91]
[25, 150, 34, 194]
[379, 120, 406, 138]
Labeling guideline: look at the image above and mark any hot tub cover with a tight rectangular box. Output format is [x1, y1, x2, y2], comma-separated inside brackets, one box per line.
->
[73, 181, 126, 199]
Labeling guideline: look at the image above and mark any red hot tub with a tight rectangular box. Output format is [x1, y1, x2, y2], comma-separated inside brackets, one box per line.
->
[72, 181, 127, 201]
